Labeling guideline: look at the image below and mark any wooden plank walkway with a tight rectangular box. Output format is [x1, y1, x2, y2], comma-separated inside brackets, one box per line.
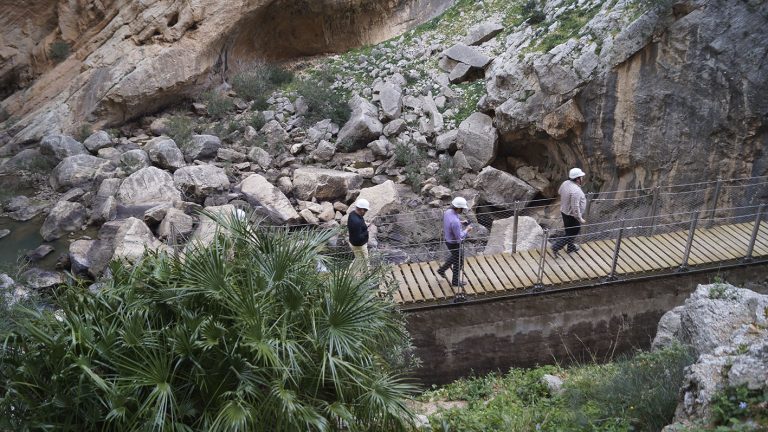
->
[391, 221, 768, 306]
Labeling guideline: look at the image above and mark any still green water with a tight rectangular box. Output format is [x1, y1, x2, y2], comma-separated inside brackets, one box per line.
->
[0, 215, 71, 274]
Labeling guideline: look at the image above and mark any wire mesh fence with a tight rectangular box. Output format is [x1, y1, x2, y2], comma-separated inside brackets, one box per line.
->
[166, 175, 768, 292]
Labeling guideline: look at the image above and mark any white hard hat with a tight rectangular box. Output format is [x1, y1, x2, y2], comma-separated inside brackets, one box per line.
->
[451, 196, 468, 209]
[355, 198, 370, 210]
[569, 167, 586, 179]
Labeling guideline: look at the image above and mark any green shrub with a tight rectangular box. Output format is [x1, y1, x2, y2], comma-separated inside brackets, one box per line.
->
[436, 158, 458, 187]
[404, 165, 423, 193]
[295, 71, 350, 125]
[711, 385, 768, 428]
[167, 115, 194, 149]
[202, 91, 234, 119]
[422, 345, 695, 432]
[564, 343, 695, 431]
[231, 63, 293, 108]
[0, 213, 417, 431]
[336, 137, 357, 153]
[454, 81, 486, 124]
[394, 142, 425, 167]
[76, 123, 92, 142]
[249, 112, 266, 131]
[49, 40, 70, 63]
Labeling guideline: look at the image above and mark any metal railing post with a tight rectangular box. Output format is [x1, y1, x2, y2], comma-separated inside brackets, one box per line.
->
[511, 201, 520, 254]
[606, 225, 625, 281]
[744, 204, 765, 262]
[707, 178, 722, 227]
[678, 210, 700, 272]
[649, 186, 660, 235]
[533, 229, 550, 292]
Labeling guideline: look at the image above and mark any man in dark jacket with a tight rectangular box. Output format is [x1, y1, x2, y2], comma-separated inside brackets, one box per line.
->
[348, 198, 370, 273]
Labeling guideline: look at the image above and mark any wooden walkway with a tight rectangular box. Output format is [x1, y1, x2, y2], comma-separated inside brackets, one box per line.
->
[390, 221, 768, 306]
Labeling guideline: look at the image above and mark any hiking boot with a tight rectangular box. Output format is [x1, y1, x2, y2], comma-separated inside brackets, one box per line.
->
[567, 244, 580, 254]
[452, 293, 467, 303]
[437, 269, 447, 279]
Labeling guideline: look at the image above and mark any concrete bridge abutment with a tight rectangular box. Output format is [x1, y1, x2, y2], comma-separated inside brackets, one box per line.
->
[404, 262, 768, 385]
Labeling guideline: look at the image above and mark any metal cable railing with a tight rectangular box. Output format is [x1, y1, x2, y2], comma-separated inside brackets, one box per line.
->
[165, 175, 767, 299]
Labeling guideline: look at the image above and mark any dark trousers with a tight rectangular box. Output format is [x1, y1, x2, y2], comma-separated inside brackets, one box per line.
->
[552, 213, 581, 253]
[438, 242, 463, 285]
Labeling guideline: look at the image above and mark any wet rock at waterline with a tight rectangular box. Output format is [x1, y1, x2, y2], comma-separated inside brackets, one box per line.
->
[40, 201, 86, 241]
[25, 244, 55, 262]
[50, 155, 116, 192]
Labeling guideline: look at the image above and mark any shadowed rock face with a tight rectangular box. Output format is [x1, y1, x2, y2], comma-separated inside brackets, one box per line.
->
[0, 0, 453, 144]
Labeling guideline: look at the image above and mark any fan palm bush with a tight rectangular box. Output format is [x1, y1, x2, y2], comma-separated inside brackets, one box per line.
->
[0, 212, 417, 431]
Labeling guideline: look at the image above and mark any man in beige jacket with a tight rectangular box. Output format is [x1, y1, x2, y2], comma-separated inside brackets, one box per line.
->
[552, 168, 587, 256]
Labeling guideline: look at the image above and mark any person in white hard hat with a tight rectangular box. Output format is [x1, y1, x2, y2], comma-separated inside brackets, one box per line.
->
[552, 168, 587, 256]
[348, 198, 371, 273]
[437, 196, 473, 302]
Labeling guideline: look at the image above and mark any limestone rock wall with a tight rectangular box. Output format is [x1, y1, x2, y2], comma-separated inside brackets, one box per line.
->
[0, 0, 453, 144]
[484, 0, 768, 195]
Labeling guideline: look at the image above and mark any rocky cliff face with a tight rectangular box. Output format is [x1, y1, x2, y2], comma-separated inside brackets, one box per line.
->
[483, 0, 768, 193]
[0, 0, 452, 144]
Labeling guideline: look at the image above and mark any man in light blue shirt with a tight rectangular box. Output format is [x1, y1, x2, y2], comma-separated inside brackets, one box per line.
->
[437, 197, 473, 301]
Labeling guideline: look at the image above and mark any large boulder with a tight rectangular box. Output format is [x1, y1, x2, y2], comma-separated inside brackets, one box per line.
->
[119, 149, 151, 175]
[39, 134, 88, 161]
[462, 22, 504, 46]
[91, 178, 122, 224]
[189, 204, 241, 245]
[185, 134, 221, 161]
[247, 146, 272, 169]
[117, 166, 182, 206]
[20, 268, 65, 290]
[474, 166, 536, 207]
[261, 120, 289, 148]
[83, 131, 113, 153]
[50, 154, 116, 192]
[456, 112, 497, 171]
[337, 96, 383, 146]
[5, 195, 48, 221]
[111, 217, 170, 263]
[39, 200, 86, 241]
[376, 81, 403, 121]
[483, 215, 544, 254]
[420, 93, 444, 135]
[443, 43, 492, 68]
[157, 207, 195, 240]
[69, 239, 115, 278]
[653, 284, 768, 426]
[292, 167, 363, 202]
[310, 140, 337, 162]
[654, 284, 768, 357]
[239, 174, 300, 224]
[0, 148, 55, 173]
[146, 137, 185, 171]
[352, 180, 400, 222]
[173, 165, 230, 202]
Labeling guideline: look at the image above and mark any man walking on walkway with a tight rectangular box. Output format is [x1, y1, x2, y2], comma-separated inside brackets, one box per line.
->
[437, 197, 473, 301]
[552, 168, 587, 256]
[348, 199, 370, 274]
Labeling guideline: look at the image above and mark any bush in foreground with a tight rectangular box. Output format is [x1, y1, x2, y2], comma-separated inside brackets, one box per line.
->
[0, 213, 416, 431]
